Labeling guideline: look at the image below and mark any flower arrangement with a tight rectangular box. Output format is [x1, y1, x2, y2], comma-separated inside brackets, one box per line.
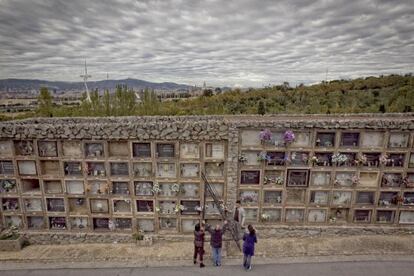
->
[283, 130, 295, 144]
[259, 129, 272, 143]
[264, 176, 284, 185]
[171, 183, 180, 193]
[309, 155, 319, 166]
[257, 151, 271, 162]
[240, 193, 258, 204]
[238, 154, 248, 163]
[174, 204, 185, 213]
[352, 175, 360, 186]
[152, 183, 161, 194]
[155, 206, 161, 213]
[331, 153, 348, 165]
[284, 154, 291, 165]
[379, 154, 389, 166]
[261, 213, 270, 221]
[357, 153, 367, 165]
[0, 179, 16, 192]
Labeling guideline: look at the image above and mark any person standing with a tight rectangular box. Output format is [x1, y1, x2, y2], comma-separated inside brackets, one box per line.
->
[204, 220, 228, 266]
[242, 224, 257, 271]
[233, 200, 245, 240]
[193, 223, 205, 268]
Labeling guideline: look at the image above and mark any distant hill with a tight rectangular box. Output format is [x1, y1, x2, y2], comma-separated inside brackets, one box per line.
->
[0, 78, 192, 93]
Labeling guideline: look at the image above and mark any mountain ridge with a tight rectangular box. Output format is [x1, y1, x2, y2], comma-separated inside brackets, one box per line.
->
[0, 78, 193, 92]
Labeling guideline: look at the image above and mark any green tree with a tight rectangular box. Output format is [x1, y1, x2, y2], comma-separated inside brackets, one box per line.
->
[257, 100, 266, 115]
[37, 87, 53, 117]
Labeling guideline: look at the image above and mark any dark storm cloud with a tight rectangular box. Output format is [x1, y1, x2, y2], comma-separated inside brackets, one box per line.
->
[0, 0, 413, 87]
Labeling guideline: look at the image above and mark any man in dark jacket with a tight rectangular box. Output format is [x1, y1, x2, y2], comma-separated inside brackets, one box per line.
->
[204, 220, 228, 266]
[193, 223, 205, 268]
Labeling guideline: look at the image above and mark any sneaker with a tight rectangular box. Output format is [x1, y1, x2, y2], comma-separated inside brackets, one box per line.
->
[200, 263, 205, 268]
[193, 260, 197, 264]
[248, 266, 252, 270]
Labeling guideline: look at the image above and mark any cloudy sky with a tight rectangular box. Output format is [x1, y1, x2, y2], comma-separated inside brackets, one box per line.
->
[0, 0, 413, 87]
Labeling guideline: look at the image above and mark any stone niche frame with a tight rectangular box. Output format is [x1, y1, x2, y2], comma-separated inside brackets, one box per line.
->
[285, 208, 305, 223]
[84, 142, 105, 159]
[286, 169, 309, 188]
[307, 209, 328, 223]
[376, 209, 396, 224]
[17, 160, 37, 176]
[1, 116, 414, 234]
[361, 131, 385, 148]
[240, 170, 261, 185]
[340, 132, 360, 147]
[310, 171, 331, 187]
[14, 140, 35, 156]
[0, 160, 15, 175]
[388, 132, 410, 148]
[353, 209, 373, 223]
[38, 141, 58, 157]
[309, 190, 330, 205]
[40, 160, 61, 177]
[62, 140, 83, 158]
[108, 141, 129, 158]
[132, 142, 152, 158]
[315, 132, 335, 148]
[205, 142, 225, 159]
[358, 171, 380, 188]
[0, 140, 14, 156]
[43, 180, 63, 194]
[180, 143, 200, 159]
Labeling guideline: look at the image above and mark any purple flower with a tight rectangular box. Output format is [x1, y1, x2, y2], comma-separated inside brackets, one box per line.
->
[283, 130, 295, 143]
[259, 129, 272, 141]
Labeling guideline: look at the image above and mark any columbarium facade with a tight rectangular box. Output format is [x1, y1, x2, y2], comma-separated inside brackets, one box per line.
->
[0, 114, 414, 236]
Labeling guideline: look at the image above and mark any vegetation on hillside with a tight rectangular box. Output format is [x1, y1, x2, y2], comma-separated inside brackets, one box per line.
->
[1, 74, 413, 121]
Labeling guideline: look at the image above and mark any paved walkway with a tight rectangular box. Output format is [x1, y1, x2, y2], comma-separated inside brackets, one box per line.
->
[0, 235, 414, 270]
[2, 260, 414, 276]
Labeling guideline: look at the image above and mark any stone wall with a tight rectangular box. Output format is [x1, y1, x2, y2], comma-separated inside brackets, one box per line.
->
[2, 114, 414, 244]
[1, 113, 413, 140]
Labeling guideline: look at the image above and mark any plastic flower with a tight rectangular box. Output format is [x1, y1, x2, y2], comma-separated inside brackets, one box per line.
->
[257, 151, 271, 162]
[152, 183, 161, 194]
[332, 153, 348, 164]
[261, 213, 270, 221]
[283, 130, 295, 144]
[379, 154, 389, 165]
[238, 154, 248, 163]
[171, 183, 180, 193]
[352, 175, 360, 185]
[259, 129, 272, 141]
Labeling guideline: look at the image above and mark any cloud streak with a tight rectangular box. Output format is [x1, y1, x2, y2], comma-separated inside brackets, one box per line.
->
[0, 0, 413, 87]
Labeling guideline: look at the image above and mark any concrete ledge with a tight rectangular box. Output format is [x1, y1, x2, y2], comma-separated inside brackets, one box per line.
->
[0, 236, 24, 251]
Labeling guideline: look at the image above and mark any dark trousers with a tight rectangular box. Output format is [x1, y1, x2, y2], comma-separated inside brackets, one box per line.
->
[194, 246, 204, 262]
[243, 254, 252, 269]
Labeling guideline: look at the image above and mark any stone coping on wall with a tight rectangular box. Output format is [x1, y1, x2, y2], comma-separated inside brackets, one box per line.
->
[19, 224, 414, 245]
[1, 113, 413, 140]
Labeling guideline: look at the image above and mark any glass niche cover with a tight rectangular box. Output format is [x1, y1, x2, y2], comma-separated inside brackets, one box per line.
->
[361, 132, 384, 148]
[310, 172, 331, 186]
[308, 209, 327, 223]
[239, 190, 259, 205]
[388, 133, 409, 148]
[287, 170, 309, 187]
[157, 163, 176, 178]
[180, 143, 199, 159]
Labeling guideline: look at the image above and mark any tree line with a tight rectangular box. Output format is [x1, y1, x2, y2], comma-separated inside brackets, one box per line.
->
[3, 74, 412, 121]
